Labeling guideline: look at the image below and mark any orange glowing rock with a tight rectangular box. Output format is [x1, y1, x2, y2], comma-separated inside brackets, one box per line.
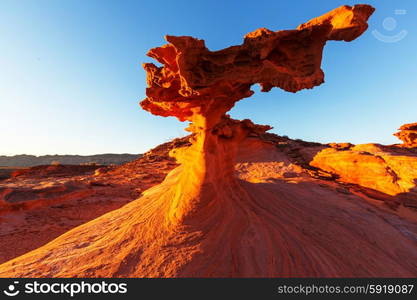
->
[394, 122, 417, 147]
[139, 4, 374, 227]
[310, 143, 417, 197]
[141, 4, 374, 122]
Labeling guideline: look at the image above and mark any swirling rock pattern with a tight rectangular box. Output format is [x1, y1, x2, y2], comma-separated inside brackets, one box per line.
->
[2, 132, 417, 277]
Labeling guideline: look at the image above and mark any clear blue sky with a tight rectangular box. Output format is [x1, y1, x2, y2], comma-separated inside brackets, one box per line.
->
[1, 0, 416, 155]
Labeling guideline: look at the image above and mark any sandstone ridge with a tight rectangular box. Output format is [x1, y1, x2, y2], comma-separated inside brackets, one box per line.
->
[394, 122, 417, 148]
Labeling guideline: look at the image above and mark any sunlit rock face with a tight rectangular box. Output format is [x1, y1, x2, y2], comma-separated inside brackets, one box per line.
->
[139, 4, 375, 227]
[394, 123, 417, 147]
[141, 4, 374, 122]
[310, 143, 417, 209]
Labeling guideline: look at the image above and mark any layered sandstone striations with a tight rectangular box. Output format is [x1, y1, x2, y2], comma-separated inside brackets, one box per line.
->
[394, 123, 417, 147]
[311, 123, 417, 206]
[0, 143, 182, 263]
[2, 130, 417, 276]
[4, 5, 417, 278]
[310, 143, 417, 209]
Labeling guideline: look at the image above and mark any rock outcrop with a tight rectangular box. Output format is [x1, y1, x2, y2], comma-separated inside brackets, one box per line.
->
[139, 3, 374, 227]
[394, 123, 417, 147]
[310, 143, 417, 209]
[141, 4, 374, 120]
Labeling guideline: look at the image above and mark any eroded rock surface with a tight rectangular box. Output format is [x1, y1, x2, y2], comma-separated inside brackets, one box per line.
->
[310, 143, 417, 209]
[141, 4, 374, 121]
[394, 123, 417, 147]
[138, 3, 375, 227]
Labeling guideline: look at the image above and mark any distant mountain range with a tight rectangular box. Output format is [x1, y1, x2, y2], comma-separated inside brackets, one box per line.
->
[0, 154, 141, 167]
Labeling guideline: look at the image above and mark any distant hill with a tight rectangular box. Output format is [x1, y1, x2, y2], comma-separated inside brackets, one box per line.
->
[0, 154, 141, 167]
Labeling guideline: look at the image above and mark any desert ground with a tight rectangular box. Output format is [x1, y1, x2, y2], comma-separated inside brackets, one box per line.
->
[1, 128, 417, 276]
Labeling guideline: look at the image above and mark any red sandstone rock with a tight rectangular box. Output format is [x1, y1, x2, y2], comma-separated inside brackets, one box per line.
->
[310, 143, 417, 197]
[138, 4, 374, 230]
[141, 4, 374, 122]
[394, 122, 417, 147]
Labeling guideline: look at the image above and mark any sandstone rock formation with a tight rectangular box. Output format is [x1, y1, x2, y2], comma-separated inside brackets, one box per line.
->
[10, 6, 417, 279]
[394, 122, 417, 147]
[139, 3, 374, 227]
[141, 4, 374, 120]
[310, 143, 417, 209]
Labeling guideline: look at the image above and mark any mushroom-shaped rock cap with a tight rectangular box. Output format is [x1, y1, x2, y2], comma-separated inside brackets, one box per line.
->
[140, 4, 374, 122]
[398, 123, 417, 131]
